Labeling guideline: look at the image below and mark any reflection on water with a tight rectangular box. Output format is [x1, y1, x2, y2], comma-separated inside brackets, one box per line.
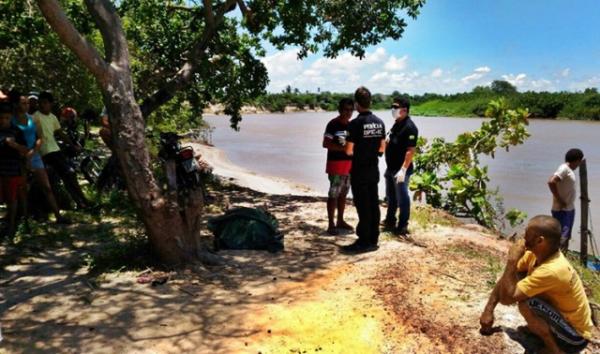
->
[205, 112, 600, 252]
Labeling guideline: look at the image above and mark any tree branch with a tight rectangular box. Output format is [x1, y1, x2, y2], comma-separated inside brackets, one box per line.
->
[84, 0, 130, 68]
[203, 0, 215, 28]
[237, 0, 253, 23]
[167, 4, 198, 13]
[36, 0, 110, 88]
[140, 0, 238, 118]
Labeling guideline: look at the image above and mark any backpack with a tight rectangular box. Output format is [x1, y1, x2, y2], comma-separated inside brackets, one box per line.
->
[208, 207, 284, 252]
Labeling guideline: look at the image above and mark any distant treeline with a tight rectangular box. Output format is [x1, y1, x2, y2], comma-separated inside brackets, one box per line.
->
[251, 80, 600, 120]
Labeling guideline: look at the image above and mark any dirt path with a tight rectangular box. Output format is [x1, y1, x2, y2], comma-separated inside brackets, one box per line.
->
[1, 183, 597, 353]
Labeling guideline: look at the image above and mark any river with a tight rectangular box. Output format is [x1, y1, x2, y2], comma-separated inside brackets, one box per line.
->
[205, 112, 600, 253]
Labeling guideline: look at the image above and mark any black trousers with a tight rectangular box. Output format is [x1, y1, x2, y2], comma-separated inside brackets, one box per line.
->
[351, 177, 380, 246]
[42, 151, 88, 206]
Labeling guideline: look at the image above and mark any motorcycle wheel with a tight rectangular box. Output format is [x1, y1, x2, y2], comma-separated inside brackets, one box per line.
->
[81, 154, 103, 185]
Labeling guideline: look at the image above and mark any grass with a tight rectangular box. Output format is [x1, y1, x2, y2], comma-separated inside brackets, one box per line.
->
[2, 176, 230, 276]
[565, 251, 600, 304]
[445, 244, 600, 302]
[1, 185, 155, 276]
[378, 204, 460, 241]
[411, 204, 460, 229]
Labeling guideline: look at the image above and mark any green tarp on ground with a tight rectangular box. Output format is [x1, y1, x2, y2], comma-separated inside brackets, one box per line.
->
[208, 207, 284, 253]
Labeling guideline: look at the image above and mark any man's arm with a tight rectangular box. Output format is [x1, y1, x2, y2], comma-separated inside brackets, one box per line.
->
[345, 142, 354, 156]
[480, 240, 527, 334]
[547, 175, 566, 208]
[323, 137, 346, 152]
[26, 124, 44, 159]
[378, 138, 386, 156]
[402, 146, 416, 168]
[4, 137, 29, 156]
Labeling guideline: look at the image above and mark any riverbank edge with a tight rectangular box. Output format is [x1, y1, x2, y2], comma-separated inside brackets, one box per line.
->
[202, 104, 582, 121]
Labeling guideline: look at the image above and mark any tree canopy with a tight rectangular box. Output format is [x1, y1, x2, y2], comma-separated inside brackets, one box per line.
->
[2, 0, 426, 128]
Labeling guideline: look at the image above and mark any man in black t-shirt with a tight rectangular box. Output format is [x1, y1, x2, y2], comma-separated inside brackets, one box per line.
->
[323, 98, 354, 235]
[342, 87, 386, 252]
[384, 97, 418, 236]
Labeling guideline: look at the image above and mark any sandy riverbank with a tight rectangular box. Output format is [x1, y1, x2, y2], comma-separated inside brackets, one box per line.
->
[193, 142, 319, 197]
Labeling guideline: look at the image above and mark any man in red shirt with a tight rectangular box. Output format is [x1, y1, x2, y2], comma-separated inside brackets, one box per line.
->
[322, 98, 354, 235]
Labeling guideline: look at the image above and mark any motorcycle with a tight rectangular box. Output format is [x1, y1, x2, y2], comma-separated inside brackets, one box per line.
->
[158, 132, 204, 193]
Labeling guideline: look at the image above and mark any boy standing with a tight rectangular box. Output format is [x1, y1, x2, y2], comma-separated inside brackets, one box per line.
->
[33, 92, 90, 209]
[0, 103, 28, 238]
[547, 148, 584, 250]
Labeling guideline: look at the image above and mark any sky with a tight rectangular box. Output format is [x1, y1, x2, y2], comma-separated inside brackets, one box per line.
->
[259, 0, 600, 94]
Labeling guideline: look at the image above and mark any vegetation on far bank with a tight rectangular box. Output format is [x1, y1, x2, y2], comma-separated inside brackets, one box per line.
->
[250, 80, 600, 121]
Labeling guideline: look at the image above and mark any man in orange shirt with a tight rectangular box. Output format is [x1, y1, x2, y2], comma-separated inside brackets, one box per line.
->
[480, 215, 592, 353]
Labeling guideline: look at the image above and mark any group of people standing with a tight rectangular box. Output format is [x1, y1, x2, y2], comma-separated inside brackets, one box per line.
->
[323, 87, 593, 353]
[322, 86, 418, 253]
[0, 89, 92, 238]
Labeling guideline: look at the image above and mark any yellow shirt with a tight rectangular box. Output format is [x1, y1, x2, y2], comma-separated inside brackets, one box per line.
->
[517, 250, 593, 339]
[33, 111, 61, 156]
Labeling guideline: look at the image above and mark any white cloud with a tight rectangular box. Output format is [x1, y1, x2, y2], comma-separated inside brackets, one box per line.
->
[261, 50, 304, 91]
[497, 74, 559, 92]
[431, 68, 443, 78]
[501, 73, 528, 87]
[370, 72, 389, 83]
[526, 79, 556, 91]
[461, 66, 492, 83]
[384, 55, 409, 71]
[261, 50, 302, 78]
[365, 47, 387, 64]
[288, 47, 397, 92]
[302, 69, 320, 77]
[569, 76, 600, 91]
[261, 48, 591, 94]
[461, 73, 482, 83]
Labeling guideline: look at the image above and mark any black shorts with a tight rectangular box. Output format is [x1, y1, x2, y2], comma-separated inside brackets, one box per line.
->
[527, 297, 588, 353]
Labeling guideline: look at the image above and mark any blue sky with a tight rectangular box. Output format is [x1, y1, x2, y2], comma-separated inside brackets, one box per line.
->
[260, 0, 600, 94]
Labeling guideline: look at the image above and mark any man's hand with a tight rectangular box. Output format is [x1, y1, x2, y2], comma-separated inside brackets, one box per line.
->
[479, 310, 495, 335]
[508, 239, 526, 263]
[394, 167, 407, 184]
[5, 138, 29, 155]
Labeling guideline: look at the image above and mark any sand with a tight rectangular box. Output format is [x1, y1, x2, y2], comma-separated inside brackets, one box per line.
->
[193, 143, 318, 197]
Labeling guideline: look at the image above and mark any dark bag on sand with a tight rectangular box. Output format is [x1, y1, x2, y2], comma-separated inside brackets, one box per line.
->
[208, 207, 284, 252]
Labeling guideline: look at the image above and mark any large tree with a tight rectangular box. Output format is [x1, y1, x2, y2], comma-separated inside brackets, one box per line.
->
[32, 0, 425, 265]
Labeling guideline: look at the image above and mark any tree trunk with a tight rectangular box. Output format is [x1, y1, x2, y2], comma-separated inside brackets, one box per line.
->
[106, 75, 204, 265]
[35, 0, 211, 265]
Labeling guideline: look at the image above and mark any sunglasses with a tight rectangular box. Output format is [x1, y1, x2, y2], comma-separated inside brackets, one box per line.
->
[391, 105, 407, 110]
